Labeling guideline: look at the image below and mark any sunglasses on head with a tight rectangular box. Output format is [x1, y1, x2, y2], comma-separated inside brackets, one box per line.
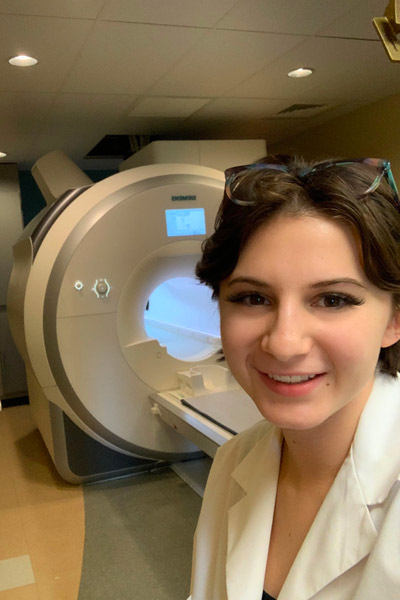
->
[224, 158, 400, 211]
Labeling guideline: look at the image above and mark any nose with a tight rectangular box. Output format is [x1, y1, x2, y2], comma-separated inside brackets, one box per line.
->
[260, 304, 313, 362]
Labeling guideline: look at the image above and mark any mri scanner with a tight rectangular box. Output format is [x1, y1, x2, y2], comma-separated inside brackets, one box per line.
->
[8, 142, 264, 486]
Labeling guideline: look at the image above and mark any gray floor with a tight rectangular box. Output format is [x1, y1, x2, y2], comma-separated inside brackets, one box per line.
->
[78, 468, 202, 600]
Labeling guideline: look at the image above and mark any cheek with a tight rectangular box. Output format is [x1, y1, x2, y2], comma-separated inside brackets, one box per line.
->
[220, 319, 243, 355]
[323, 318, 386, 371]
[220, 312, 261, 364]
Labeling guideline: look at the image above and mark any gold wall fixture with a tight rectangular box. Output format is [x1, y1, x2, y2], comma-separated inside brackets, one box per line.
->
[373, 0, 400, 62]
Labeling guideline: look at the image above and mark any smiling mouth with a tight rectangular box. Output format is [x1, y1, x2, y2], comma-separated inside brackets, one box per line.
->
[266, 373, 319, 384]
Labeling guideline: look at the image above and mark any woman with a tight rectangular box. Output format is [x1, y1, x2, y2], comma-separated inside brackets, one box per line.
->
[189, 157, 400, 600]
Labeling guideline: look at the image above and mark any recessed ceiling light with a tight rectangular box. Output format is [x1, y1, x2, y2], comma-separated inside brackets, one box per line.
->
[287, 67, 314, 78]
[0, 152, 7, 158]
[9, 55, 38, 67]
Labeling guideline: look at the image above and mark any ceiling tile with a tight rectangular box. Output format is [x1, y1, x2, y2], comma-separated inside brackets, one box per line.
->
[42, 93, 137, 128]
[129, 97, 209, 118]
[0, 91, 55, 134]
[149, 29, 305, 97]
[265, 101, 367, 145]
[216, 0, 354, 34]
[98, 0, 238, 27]
[62, 21, 206, 94]
[0, 15, 93, 92]
[170, 118, 247, 140]
[27, 94, 138, 165]
[191, 97, 286, 119]
[0, 0, 104, 18]
[316, 0, 388, 40]
[30, 128, 113, 166]
[227, 36, 399, 104]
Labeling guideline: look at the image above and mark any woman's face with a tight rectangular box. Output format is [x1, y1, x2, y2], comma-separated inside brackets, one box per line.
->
[219, 214, 400, 431]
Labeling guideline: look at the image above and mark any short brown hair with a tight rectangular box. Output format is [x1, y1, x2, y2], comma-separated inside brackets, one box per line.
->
[196, 155, 400, 376]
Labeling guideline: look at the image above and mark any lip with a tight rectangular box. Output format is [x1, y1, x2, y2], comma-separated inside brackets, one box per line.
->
[256, 369, 326, 397]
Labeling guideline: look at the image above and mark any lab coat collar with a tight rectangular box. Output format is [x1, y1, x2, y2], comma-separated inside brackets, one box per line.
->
[224, 374, 400, 600]
[226, 425, 282, 600]
[352, 373, 400, 505]
[278, 451, 377, 600]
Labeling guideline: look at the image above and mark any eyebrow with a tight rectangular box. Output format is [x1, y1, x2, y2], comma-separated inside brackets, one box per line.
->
[311, 278, 367, 290]
[227, 276, 368, 290]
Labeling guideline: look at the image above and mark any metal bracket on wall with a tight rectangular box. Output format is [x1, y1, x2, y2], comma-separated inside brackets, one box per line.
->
[373, 0, 400, 62]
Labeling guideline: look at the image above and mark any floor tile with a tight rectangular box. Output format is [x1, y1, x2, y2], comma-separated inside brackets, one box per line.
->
[10, 429, 82, 507]
[0, 508, 29, 561]
[19, 498, 84, 580]
[0, 407, 82, 600]
[0, 583, 39, 599]
[34, 569, 81, 600]
[0, 555, 35, 592]
[0, 472, 19, 511]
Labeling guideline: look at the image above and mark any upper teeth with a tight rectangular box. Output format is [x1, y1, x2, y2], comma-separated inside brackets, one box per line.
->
[268, 374, 316, 383]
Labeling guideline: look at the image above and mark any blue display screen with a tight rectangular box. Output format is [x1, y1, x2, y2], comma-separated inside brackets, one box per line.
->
[165, 208, 206, 237]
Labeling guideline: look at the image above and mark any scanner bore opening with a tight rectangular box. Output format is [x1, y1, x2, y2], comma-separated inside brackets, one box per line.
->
[144, 276, 220, 362]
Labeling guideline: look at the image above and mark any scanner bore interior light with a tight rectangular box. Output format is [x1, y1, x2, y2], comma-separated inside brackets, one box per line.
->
[9, 55, 38, 67]
[0, 152, 7, 158]
[287, 67, 314, 78]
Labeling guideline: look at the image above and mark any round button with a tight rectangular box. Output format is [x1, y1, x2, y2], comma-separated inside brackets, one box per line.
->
[96, 281, 108, 295]
[92, 278, 111, 298]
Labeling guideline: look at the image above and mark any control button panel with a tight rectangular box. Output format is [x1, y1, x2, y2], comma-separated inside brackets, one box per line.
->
[92, 278, 111, 299]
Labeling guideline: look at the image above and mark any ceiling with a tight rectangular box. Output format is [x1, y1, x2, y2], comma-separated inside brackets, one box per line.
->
[0, 0, 398, 170]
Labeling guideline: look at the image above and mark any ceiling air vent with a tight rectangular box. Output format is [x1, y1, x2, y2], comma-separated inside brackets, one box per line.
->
[274, 103, 328, 118]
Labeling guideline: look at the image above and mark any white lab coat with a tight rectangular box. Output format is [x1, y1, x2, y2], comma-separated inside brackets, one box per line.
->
[189, 373, 400, 600]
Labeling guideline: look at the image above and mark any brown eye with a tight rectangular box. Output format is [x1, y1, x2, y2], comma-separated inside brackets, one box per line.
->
[323, 295, 343, 308]
[226, 292, 270, 306]
[248, 293, 266, 305]
[316, 294, 363, 309]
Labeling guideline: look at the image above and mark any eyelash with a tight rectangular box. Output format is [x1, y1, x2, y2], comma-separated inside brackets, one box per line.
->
[315, 293, 364, 309]
[225, 291, 365, 309]
[226, 292, 269, 306]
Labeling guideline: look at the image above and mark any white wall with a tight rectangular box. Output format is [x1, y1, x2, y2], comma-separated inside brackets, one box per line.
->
[0, 164, 27, 398]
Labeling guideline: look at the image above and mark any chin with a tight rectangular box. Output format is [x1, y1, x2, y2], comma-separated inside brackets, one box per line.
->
[254, 402, 327, 432]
